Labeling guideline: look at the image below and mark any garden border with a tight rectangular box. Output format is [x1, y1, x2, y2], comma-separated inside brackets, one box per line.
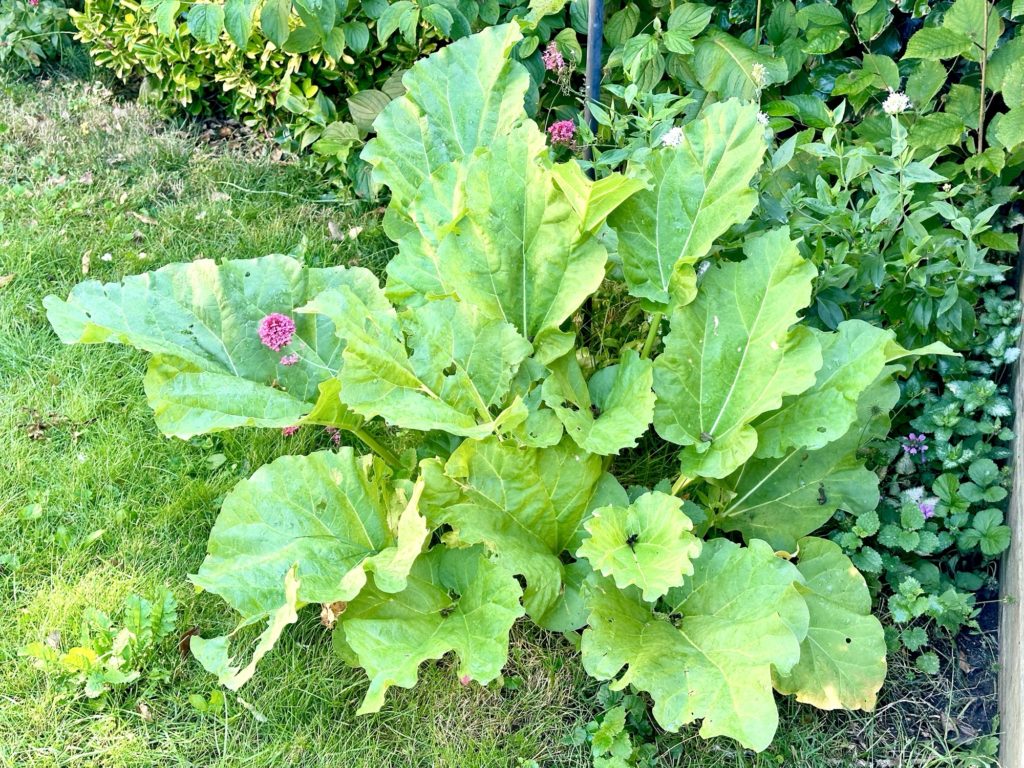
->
[999, 233, 1024, 768]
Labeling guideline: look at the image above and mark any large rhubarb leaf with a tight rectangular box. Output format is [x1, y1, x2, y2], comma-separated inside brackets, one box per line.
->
[607, 99, 766, 306]
[653, 228, 822, 479]
[774, 537, 886, 711]
[581, 538, 808, 751]
[717, 425, 880, 551]
[437, 121, 618, 360]
[440, 436, 603, 622]
[189, 449, 428, 690]
[717, 375, 899, 550]
[362, 23, 530, 212]
[383, 162, 466, 306]
[192, 449, 427, 618]
[754, 321, 954, 458]
[542, 350, 655, 456]
[335, 546, 524, 713]
[44, 255, 368, 438]
[190, 567, 300, 691]
[302, 287, 531, 437]
[577, 491, 701, 602]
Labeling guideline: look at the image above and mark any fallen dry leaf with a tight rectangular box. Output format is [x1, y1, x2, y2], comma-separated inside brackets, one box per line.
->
[210, 191, 230, 203]
[179, 627, 200, 659]
[0, 274, 13, 289]
[320, 601, 347, 629]
[327, 221, 344, 241]
[129, 211, 157, 225]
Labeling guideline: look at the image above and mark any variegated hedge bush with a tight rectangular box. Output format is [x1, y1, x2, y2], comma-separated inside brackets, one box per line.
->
[44, 23, 953, 752]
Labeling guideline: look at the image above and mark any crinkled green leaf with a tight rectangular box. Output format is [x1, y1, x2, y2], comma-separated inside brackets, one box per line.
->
[383, 161, 467, 306]
[335, 546, 524, 713]
[754, 321, 952, 458]
[773, 537, 886, 711]
[362, 23, 530, 210]
[719, 376, 898, 551]
[550, 160, 646, 235]
[542, 350, 655, 456]
[192, 449, 428, 619]
[607, 99, 766, 306]
[653, 228, 822, 479]
[44, 255, 368, 438]
[581, 539, 808, 751]
[441, 436, 603, 622]
[190, 566, 300, 691]
[436, 121, 609, 359]
[577, 491, 701, 602]
[301, 287, 531, 437]
[718, 427, 880, 552]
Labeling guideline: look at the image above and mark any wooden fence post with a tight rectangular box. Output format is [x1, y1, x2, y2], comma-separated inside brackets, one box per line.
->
[999, 233, 1024, 768]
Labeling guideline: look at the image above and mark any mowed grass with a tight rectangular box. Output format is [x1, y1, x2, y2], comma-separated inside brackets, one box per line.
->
[0, 68, 998, 768]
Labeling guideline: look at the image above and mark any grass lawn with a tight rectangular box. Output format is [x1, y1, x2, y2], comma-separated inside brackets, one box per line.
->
[0, 66, 999, 768]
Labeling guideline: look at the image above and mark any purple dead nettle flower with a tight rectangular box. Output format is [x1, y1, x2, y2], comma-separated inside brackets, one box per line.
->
[548, 120, 576, 146]
[919, 500, 937, 519]
[279, 353, 300, 366]
[281, 425, 300, 437]
[258, 313, 296, 351]
[902, 432, 928, 456]
[542, 42, 565, 72]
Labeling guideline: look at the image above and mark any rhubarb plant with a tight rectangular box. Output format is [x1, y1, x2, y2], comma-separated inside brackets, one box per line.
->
[45, 23, 955, 752]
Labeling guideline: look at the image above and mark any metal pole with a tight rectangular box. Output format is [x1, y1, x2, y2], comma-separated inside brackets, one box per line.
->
[583, 0, 604, 177]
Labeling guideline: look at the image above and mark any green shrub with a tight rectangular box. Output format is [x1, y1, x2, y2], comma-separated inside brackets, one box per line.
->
[69, 0, 452, 183]
[0, 0, 73, 68]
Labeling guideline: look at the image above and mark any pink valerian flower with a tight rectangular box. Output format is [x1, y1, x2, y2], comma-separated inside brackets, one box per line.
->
[279, 353, 300, 366]
[459, 674, 471, 687]
[325, 427, 341, 446]
[258, 313, 296, 351]
[281, 425, 300, 437]
[542, 42, 565, 72]
[548, 120, 575, 146]
[29, 0, 39, 6]
[902, 432, 928, 456]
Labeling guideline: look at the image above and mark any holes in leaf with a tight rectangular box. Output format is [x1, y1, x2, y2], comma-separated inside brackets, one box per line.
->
[626, 533, 639, 551]
[845, 637, 852, 645]
[442, 362, 457, 377]
[563, 400, 580, 412]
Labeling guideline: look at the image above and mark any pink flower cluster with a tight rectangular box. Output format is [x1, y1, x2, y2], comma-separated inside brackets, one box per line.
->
[281, 425, 300, 437]
[29, 0, 39, 6]
[542, 43, 565, 72]
[258, 313, 296, 351]
[548, 120, 575, 146]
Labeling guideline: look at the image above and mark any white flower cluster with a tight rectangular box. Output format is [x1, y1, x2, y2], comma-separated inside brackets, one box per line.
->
[751, 63, 768, 89]
[757, 111, 771, 126]
[661, 126, 684, 148]
[882, 89, 911, 115]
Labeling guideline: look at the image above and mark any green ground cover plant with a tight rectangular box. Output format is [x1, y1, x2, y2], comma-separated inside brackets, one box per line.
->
[43, 24, 972, 754]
